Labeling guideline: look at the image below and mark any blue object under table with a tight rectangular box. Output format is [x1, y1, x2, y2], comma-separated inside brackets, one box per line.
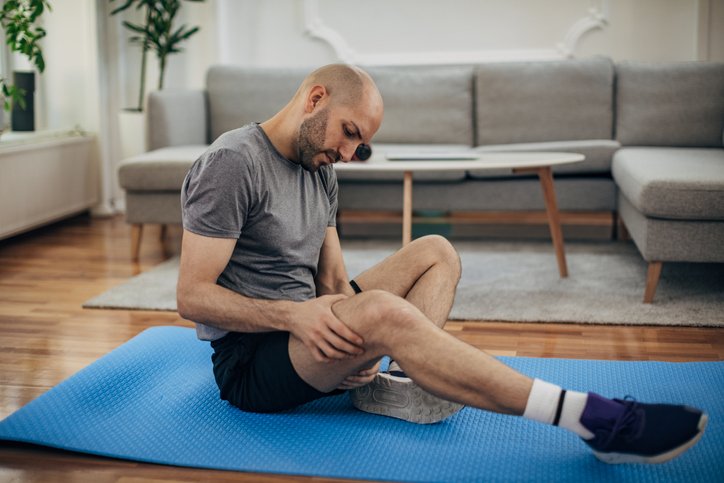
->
[1, 326, 722, 482]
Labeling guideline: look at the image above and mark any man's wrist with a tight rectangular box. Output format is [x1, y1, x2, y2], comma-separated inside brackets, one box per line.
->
[271, 299, 296, 332]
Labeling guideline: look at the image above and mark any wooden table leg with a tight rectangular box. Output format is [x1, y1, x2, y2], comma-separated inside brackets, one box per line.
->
[536, 166, 568, 278]
[403, 171, 413, 246]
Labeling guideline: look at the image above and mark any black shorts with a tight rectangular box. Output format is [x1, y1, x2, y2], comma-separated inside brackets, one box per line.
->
[211, 331, 345, 413]
[211, 281, 363, 413]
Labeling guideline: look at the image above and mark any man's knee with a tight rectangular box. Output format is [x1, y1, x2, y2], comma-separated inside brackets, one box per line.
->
[344, 289, 420, 340]
[415, 235, 461, 279]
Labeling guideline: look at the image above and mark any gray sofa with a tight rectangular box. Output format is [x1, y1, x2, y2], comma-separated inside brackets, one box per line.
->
[612, 61, 724, 301]
[118, 57, 724, 302]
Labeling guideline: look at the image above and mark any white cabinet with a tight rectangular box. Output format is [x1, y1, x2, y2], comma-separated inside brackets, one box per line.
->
[0, 131, 98, 240]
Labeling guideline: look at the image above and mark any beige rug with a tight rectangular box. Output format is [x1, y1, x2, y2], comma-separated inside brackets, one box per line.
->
[83, 240, 724, 327]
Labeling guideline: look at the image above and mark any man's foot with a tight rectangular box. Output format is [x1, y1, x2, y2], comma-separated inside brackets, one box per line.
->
[582, 395, 708, 464]
[350, 371, 464, 424]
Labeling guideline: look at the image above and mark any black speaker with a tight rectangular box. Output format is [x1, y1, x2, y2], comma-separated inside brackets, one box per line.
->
[11, 71, 35, 131]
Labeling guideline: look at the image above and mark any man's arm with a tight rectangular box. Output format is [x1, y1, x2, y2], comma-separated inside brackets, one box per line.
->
[315, 227, 356, 297]
[177, 229, 293, 333]
[177, 229, 364, 361]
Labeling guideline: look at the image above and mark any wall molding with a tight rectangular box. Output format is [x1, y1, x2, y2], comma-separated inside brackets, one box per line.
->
[304, 0, 609, 65]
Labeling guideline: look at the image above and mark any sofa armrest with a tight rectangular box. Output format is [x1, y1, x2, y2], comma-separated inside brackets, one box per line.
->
[147, 89, 208, 150]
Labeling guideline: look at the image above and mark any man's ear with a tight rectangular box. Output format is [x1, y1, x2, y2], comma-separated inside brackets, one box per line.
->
[305, 85, 327, 113]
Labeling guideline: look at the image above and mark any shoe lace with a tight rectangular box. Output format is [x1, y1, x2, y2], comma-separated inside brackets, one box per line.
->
[596, 396, 646, 448]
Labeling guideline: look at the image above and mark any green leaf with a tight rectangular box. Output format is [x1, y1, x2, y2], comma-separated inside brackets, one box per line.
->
[110, 0, 136, 16]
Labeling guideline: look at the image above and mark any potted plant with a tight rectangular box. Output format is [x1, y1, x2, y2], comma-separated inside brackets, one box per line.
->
[0, 0, 51, 136]
[110, 0, 203, 158]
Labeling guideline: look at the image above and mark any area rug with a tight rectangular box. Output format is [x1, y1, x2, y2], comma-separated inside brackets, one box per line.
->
[83, 241, 724, 326]
[1, 326, 722, 482]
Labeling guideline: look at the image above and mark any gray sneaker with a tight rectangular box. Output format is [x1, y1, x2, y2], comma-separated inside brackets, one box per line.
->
[350, 371, 464, 424]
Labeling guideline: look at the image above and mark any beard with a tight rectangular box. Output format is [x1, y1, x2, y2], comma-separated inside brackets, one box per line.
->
[296, 107, 336, 172]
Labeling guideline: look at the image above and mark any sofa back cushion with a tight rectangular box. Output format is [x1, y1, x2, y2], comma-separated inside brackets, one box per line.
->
[475, 57, 614, 145]
[207, 66, 307, 142]
[207, 65, 475, 146]
[616, 61, 724, 147]
[365, 66, 474, 145]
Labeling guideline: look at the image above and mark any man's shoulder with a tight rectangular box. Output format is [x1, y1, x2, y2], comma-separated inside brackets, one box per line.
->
[200, 124, 266, 169]
[209, 124, 263, 157]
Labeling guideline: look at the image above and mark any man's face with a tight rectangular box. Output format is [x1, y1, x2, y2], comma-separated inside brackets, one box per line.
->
[296, 96, 382, 173]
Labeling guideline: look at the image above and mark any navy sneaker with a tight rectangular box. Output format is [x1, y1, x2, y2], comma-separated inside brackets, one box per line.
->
[350, 370, 464, 424]
[582, 394, 708, 464]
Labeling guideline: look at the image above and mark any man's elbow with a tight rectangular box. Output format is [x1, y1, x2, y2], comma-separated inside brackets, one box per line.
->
[176, 283, 196, 320]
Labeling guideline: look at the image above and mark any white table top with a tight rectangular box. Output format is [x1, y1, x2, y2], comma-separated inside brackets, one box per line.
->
[334, 151, 584, 172]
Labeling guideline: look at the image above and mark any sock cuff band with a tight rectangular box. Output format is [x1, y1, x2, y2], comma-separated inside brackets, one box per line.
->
[553, 389, 567, 426]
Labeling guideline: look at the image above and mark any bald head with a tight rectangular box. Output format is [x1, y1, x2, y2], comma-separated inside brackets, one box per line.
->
[261, 64, 383, 170]
[297, 64, 382, 110]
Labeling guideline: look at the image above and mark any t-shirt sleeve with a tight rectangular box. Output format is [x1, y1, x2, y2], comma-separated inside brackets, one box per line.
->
[321, 165, 339, 227]
[181, 148, 255, 238]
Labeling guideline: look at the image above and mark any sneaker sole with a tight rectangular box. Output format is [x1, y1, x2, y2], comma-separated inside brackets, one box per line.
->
[350, 373, 464, 424]
[592, 412, 708, 464]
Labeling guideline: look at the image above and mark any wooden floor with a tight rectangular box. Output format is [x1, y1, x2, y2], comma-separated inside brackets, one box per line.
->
[1, 213, 722, 483]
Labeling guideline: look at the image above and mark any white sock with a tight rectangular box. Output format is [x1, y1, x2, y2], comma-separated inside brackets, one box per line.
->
[388, 360, 403, 373]
[522, 379, 594, 439]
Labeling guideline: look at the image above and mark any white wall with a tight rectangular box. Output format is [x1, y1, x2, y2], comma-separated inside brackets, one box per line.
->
[33, 0, 100, 132]
[213, 0, 713, 68]
[700, 0, 724, 61]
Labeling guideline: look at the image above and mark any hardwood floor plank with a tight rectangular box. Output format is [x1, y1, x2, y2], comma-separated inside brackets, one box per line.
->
[0, 213, 722, 482]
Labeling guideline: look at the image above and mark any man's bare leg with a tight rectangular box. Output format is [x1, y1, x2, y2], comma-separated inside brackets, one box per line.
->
[353, 235, 461, 329]
[289, 290, 708, 465]
[290, 289, 532, 414]
[347, 235, 461, 394]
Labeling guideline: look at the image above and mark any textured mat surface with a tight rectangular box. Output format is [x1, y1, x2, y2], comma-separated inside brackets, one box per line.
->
[1, 326, 722, 482]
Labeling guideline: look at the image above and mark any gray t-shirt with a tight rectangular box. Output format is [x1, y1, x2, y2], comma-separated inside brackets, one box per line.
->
[181, 123, 338, 341]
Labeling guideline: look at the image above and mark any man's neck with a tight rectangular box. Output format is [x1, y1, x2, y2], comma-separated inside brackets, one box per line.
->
[259, 114, 298, 162]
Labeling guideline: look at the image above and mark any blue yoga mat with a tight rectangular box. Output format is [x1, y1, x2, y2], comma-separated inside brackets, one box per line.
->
[1, 326, 722, 482]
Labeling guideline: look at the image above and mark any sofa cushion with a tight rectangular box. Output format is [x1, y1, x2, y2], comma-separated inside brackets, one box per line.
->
[207, 66, 307, 143]
[616, 61, 724, 147]
[470, 139, 620, 178]
[612, 147, 724, 220]
[118, 145, 207, 191]
[365, 66, 474, 145]
[618, 193, 724, 262]
[475, 57, 614, 145]
[336, 144, 469, 182]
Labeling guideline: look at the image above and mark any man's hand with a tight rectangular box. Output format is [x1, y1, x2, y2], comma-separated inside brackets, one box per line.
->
[336, 360, 381, 390]
[292, 294, 365, 363]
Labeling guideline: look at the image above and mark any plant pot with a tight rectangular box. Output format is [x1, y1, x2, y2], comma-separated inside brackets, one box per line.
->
[118, 109, 147, 159]
[11, 71, 35, 131]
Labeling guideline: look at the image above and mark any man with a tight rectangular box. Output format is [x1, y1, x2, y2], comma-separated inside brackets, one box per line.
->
[178, 64, 707, 464]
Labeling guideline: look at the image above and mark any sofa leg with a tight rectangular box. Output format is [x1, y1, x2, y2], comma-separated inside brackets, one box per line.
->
[159, 224, 167, 242]
[131, 224, 143, 262]
[616, 215, 631, 241]
[643, 261, 663, 303]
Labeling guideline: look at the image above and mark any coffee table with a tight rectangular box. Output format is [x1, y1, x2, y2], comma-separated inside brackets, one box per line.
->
[334, 151, 584, 278]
